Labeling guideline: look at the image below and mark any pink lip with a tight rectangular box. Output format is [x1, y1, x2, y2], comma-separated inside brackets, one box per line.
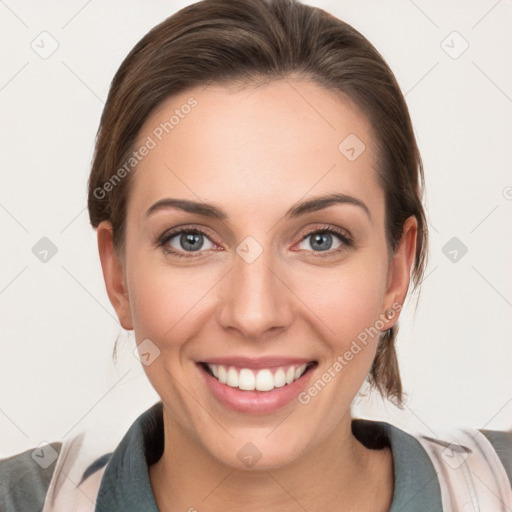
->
[198, 356, 315, 369]
[196, 361, 317, 414]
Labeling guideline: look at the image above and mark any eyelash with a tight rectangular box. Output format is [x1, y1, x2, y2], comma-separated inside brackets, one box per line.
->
[156, 224, 353, 259]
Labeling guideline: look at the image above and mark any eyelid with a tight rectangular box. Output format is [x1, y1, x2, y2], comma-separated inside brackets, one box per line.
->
[159, 224, 220, 244]
[291, 224, 353, 254]
[296, 223, 352, 242]
[157, 223, 353, 257]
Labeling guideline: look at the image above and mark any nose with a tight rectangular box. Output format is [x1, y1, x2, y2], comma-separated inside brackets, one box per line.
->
[217, 244, 294, 341]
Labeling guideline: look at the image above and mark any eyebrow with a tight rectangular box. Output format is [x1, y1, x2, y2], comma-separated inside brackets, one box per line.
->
[145, 192, 371, 223]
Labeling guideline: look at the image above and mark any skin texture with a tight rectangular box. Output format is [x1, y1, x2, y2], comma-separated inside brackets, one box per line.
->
[97, 78, 417, 511]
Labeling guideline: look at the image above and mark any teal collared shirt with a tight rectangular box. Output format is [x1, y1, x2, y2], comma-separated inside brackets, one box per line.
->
[1, 400, 511, 511]
[95, 401, 443, 511]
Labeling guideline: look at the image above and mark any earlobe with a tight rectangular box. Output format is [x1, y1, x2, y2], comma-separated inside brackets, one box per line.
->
[383, 216, 418, 327]
[97, 221, 133, 330]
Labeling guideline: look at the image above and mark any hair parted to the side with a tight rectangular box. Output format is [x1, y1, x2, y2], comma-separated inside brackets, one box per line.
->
[87, 0, 429, 407]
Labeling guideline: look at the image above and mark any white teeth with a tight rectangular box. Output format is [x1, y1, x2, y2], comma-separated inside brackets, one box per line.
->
[205, 363, 312, 392]
[295, 364, 307, 380]
[217, 365, 227, 384]
[239, 369, 255, 390]
[226, 367, 239, 387]
[274, 368, 286, 388]
[255, 369, 274, 391]
[285, 366, 295, 384]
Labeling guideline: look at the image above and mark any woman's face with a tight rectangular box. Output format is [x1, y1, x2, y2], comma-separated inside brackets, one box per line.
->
[99, 78, 416, 470]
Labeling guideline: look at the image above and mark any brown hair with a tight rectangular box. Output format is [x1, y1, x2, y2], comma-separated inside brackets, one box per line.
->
[87, 0, 428, 406]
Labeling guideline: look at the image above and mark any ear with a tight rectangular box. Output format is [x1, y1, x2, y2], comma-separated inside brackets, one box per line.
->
[382, 215, 418, 327]
[97, 221, 133, 330]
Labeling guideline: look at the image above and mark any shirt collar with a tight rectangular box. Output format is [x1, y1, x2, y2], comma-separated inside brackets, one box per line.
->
[95, 401, 163, 512]
[95, 401, 442, 511]
[355, 419, 443, 511]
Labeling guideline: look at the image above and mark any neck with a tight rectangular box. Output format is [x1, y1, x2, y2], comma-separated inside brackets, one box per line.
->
[149, 408, 394, 512]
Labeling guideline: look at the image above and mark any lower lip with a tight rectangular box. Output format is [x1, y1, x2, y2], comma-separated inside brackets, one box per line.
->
[197, 363, 316, 414]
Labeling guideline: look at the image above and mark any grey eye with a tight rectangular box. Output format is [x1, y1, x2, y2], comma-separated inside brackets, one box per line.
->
[167, 231, 215, 252]
[299, 232, 343, 252]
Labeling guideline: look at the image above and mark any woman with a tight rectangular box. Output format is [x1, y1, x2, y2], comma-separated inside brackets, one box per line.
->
[1, 0, 510, 510]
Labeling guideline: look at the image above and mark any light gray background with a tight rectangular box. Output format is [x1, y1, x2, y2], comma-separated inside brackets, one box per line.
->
[1, 0, 511, 456]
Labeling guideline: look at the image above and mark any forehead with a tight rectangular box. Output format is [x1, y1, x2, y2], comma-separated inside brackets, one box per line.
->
[129, 79, 383, 219]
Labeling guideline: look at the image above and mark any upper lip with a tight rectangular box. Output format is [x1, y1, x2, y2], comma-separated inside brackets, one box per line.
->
[197, 357, 317, 369]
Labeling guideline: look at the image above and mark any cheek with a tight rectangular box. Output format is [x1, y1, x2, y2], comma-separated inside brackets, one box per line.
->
[296, 258, 388, 346]
[128, 267, 173, 338]
[126, 253, 217, 345]
[332, 284, 383, 342]
[125, 258, 213, 408]
[291, 266, 388, 420]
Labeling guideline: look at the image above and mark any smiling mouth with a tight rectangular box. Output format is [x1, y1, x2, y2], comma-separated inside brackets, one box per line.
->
[198, 361, 318, 392]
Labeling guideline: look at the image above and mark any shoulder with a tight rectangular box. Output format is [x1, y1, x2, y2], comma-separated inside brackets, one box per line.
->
[480, 428, 512, 484]
[0, 437, 114, 512]
[0, 403, 162, 512]
[418, 427, 512, 486]
[353, 418, 512, 510]
[0, 442, 62, 512]
[416, 426, 512, 509]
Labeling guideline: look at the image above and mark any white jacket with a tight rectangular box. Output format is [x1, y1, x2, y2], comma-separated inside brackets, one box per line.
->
[2, 405, 511, 512]
[36, 425, 512, 512]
